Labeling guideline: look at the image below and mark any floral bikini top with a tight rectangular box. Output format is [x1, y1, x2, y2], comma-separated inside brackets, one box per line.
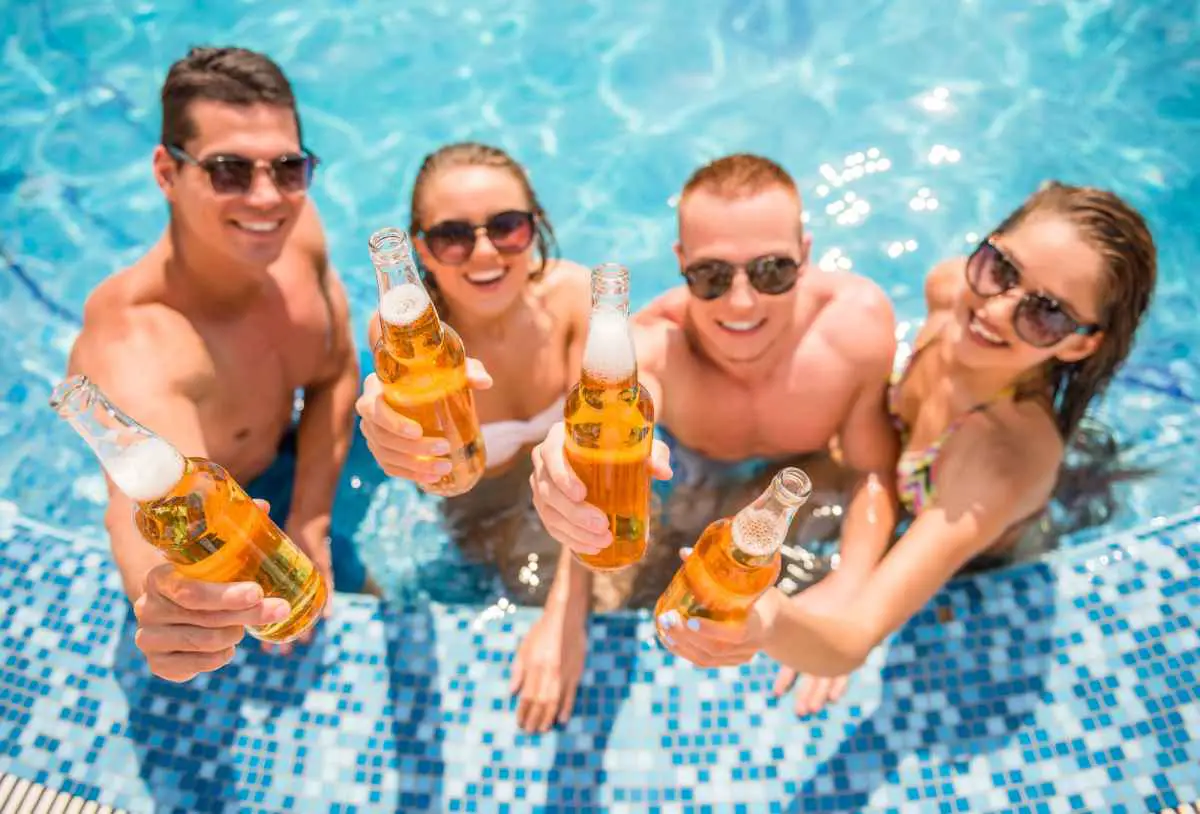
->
[887, 325, 1015, 515]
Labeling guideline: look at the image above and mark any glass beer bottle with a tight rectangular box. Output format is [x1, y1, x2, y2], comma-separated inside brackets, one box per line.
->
[563, 263, 656, 571]
[370, 227, 486, 497]
[655, 467, 812, 643]
[50, 375, 327, 644]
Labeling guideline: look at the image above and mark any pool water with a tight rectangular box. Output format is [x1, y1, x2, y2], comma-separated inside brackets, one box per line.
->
[2, 0, 1197, 609]
[0, 1, 1198, 812]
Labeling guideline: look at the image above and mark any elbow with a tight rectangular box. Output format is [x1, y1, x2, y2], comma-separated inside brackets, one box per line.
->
[826, 639, 872, 676]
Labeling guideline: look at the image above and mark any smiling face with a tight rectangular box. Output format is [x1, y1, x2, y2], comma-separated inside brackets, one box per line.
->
[676, 186, 809, 365]
[153, 100, 307, 271]
[949, 213, 1107, 373]
[412, 164, 540, 321]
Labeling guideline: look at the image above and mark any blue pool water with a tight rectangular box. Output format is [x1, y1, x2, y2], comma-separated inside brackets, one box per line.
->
[1, 0, 1198, 812]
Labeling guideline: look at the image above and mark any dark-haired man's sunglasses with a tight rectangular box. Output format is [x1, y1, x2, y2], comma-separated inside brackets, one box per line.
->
[966, 239, 1102, 348]
[166, 144, 318, 196]
[418, 210, 537, 266]
[682, 255, 802, 301]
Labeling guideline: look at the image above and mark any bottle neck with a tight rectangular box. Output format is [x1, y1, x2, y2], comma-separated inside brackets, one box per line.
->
[581, 263, 637, 385]
[730, 467, 813, 558]
[49, 375, 185, 502]
[590, 262, 630, 315]
[370, 227, 444, 349]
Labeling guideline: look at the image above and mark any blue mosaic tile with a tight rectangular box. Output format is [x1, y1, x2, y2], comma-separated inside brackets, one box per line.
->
[1, 512, 1199, 811]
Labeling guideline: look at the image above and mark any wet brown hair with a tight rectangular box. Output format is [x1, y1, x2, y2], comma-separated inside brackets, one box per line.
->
[995, 181, 1157, 440]
[408, 142, 559, 282]
[160, 47, 301, 148]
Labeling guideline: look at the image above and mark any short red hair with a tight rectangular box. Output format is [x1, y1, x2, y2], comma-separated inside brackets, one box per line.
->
[680, 153, 799, 202]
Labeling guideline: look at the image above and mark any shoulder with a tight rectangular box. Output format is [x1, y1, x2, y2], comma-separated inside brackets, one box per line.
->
[813, 271, 897, 369]
[71, 270, 196, 401]
[634, 284, 689, 328]
[289, 198, 330, 265]
[538, 257, 591, 304]
[940, 400, 1063, 514]
[924, 256, 966, 312]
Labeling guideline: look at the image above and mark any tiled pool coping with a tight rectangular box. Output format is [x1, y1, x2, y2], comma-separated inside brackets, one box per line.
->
[0, 509, 1197, 813]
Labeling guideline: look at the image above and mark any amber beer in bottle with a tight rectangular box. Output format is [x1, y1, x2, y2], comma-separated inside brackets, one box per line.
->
[655, 467, 812, 642]
[50, 375, 327, 643]
[369, 227, 486, 497]
[563, 263, 656, 571]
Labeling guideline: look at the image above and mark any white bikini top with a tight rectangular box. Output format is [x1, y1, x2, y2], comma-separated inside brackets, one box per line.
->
[480, 395, 566, 468]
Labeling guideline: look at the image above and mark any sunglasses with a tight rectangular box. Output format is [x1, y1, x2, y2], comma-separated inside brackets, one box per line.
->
[682, 255, 802, 301]
[166, 144, 318, 196]
[966, 239, 1102, 348]
[418, 210, 537, 266]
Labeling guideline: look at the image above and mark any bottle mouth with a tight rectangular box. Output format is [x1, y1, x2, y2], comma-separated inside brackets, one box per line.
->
[49, 374, 94, 419]
[368, 227, 411, 265]
[772, 467, 813, 505]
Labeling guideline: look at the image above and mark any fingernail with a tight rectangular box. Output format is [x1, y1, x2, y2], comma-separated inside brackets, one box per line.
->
[680, 547, 693, 558]
[434, 461, 453, 475]
[266, 600, 290, 622]
[400, 424, 422, 440]
[687, 618, 701, 632]
[589, 516, 608, 532]
[432, 441, 451, 456]
[658, 610, 681, 629]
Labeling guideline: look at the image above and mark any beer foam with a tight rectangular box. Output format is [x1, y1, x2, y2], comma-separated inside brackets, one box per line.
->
[104, 437, 186, 502]
[379, 283, 432, 326]
[582, 310, 636, 380]
[731, 510, 784, 557]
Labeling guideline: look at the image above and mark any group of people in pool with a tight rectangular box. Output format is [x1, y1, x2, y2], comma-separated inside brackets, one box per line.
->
[67, 46, 1157, 734]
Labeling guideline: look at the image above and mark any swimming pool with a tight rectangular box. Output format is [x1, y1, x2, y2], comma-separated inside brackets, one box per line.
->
[1, 0, 1198, 811]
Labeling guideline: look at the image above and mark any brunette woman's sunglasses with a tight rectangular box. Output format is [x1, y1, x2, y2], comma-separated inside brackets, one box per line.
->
[966, 239, 1103, 348]
[166, 144, 318, 195]
[682, 255, 802, 300]
[418, 210, 537, 265]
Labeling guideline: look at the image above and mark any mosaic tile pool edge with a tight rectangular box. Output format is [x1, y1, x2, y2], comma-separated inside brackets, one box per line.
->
[0, 510, 1197, 814]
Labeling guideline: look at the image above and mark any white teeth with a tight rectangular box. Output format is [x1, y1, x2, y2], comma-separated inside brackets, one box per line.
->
[466, 269, 505, 284]
[719, 320, 764, 333]
[969, 315, 1004, 344]
[236, 221, 281, 233]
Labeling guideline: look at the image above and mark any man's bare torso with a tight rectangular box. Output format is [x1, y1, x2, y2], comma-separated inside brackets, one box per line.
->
[73, 207, 339, 483]
[636, 273, 893, 461]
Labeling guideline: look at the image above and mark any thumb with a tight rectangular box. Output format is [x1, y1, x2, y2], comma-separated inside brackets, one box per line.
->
[253, 498, 271, 513]
[649, 439, 673, 481]
[465, 358, 494, 390]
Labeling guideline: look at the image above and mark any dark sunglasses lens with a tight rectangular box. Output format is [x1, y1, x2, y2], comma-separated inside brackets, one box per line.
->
[972, 242, 1022, 296]
[746, 256, 799, 295]
[684, 261, 735, 300]
[1015, 296, 1075, 347]
[425, 222, 476, 264]
[486, 211, 535, 253]
[206, 159, 254, 194]
[273, 156, 312, 192]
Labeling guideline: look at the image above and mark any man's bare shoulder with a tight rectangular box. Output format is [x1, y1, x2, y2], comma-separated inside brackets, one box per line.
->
[630, 302, 687, 378]
[72, 260, 198, 391]
[810, 271, 897, 368]
[633, 284, 689, 328]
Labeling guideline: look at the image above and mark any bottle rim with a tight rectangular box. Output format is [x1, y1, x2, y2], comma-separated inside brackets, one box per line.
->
[368, 227, 412, 264]
[49, 374, 94, 418]
[772, 467, 813, 506]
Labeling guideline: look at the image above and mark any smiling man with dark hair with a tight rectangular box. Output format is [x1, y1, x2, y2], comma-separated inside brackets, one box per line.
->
[67, 46, 366, 683]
